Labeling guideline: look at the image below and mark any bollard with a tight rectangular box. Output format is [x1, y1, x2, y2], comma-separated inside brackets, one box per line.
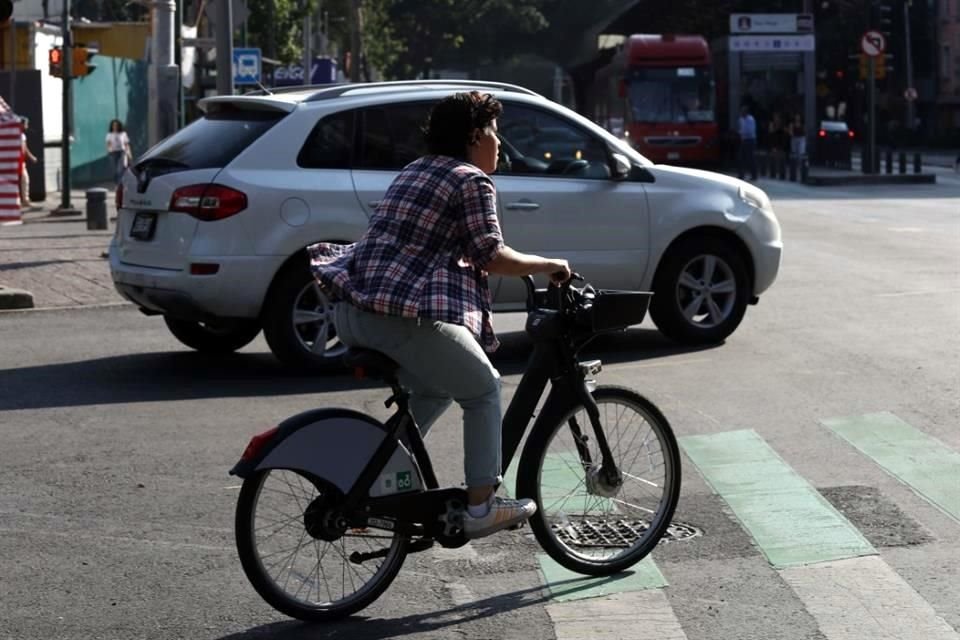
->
[86, 188, 109, 231]
[913, 152, 922, 174]
[898, 151, 907, 174]
[885, 149, 893, 174]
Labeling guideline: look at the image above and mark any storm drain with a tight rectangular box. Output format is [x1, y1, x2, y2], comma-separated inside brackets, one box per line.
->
[553, 519, 702, 548]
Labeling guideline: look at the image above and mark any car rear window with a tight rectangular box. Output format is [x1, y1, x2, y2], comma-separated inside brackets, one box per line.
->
[138, 105, 285, 170]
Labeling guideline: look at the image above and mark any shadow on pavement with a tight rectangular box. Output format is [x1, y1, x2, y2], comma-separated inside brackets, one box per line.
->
[215, 573, 638, 639]
[0, 327, 718, 411]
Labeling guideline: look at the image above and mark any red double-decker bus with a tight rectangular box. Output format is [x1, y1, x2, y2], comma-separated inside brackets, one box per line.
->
[593, 34, 720, 166]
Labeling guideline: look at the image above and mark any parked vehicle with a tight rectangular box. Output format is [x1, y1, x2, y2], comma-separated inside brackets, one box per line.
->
[814, 120, 854, 168]
[110, 79, 782, 371]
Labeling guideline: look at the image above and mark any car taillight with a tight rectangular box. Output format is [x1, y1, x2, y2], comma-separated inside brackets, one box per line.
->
[818, 130, 826, 138]
[240, 427, 279, 462]
[170, 184, 247, 221]
[848, 130, 855, 138]
[116, 183, 123, 209]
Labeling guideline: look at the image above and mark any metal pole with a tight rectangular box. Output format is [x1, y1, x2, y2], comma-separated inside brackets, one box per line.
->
[868, 56, 876, 174]
[175, 0, 184, 129]
[303, 6, 312, 85]
[149, 0, 178, 145]
[59, 0, 76, 212]
[903, 0, 914, 132]
[214, 0, 234, 95]
[349, 0, 360, 82]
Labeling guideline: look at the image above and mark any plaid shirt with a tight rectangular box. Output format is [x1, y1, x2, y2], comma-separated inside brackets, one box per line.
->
[308, 155, 505, 351]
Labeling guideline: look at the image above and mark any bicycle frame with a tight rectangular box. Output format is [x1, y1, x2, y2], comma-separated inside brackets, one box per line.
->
[349, 285, 622, 544]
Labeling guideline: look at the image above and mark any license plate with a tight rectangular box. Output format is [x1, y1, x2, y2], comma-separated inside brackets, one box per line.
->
[667, 152, 680, 160]
[130, 212, 157, 241]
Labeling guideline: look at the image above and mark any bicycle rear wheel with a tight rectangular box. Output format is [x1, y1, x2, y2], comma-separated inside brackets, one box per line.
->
[516, 386, 681, 576]
[235, 469, 407, 621]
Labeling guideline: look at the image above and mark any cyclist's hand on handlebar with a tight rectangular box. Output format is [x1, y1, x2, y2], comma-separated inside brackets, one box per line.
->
[546, 259, 572, 285]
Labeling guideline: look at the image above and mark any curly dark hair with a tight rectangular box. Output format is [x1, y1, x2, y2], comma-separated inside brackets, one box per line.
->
[423, 91, 503, 160]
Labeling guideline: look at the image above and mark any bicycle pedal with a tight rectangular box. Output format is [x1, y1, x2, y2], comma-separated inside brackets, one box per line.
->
[408, 537, 435, 553]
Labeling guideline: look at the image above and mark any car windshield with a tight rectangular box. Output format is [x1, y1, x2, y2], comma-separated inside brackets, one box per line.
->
[138, 104, 285, 171]
[627, 67, 715, 124]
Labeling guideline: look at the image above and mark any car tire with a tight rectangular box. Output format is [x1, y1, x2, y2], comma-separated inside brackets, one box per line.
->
[163, 316, 261, 353]
[261, 258, 348, 372]
[650, 237, 750, 345]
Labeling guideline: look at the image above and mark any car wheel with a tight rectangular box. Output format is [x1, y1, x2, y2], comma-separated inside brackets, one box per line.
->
[163, 316, 261, 353]
[262, 259, 348, 372]
[650, 237, 750, 344]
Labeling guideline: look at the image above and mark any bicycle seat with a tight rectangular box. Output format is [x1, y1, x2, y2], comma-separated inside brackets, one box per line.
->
[343, 348, 400, 381]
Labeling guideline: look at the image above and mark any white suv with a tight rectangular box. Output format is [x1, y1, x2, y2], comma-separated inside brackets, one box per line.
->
[110, 80, 782, 370]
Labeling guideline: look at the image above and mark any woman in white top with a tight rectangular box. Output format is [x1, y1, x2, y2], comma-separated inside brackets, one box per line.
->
[105, 119, 132, 185]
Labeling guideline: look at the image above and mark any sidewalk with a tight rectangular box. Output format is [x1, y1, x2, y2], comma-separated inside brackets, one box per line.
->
[0, 185, 123, 310]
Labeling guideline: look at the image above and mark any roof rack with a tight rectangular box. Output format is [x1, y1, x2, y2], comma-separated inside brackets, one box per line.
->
[295, 79, 540, 102]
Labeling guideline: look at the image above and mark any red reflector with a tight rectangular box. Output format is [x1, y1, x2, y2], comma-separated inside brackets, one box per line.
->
[241, 427, 279, 462]
[190, 263, 220, 275]
[116, 183, 124, 209]
[848, 130, 855, 138]
[170, 184, 248, 221]
[818, 130, 826, 138]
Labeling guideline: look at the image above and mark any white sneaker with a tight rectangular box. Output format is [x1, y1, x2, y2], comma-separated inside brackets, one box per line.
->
[463, 496, 537, 539]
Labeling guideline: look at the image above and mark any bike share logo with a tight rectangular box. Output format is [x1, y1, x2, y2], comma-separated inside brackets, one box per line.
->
[380, 471, 413, 493]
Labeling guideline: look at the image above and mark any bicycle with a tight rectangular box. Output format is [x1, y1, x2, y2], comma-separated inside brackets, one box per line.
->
[229, 275, 682, 621]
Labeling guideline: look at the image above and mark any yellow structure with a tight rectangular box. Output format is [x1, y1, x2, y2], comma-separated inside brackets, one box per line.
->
[72, 23, 151, 60]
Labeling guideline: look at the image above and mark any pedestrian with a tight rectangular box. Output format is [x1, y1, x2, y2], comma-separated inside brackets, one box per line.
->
[106, 119, 132, 186]
[737, 104, 758, 181]
[309, 91, 572, 539]
[19, 116, 37, 209]
[788, 113, 806, 159]
[767, 112, 790, 177]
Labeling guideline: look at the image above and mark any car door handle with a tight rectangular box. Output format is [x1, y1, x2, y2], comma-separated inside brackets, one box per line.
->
[505, 201, 541, 211]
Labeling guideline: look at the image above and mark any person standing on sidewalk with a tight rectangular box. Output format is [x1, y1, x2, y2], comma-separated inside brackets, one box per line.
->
[105, 119, 132, 186]
[19, 117, 37, 210]
[737, 104, 758, 181]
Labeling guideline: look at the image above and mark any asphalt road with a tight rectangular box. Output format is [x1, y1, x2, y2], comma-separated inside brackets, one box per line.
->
[1, 177, 958, 640]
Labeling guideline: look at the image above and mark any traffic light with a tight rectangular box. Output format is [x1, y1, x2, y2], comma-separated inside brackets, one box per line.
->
[73, 46, 97, 77]
[49, 46, 63, 78]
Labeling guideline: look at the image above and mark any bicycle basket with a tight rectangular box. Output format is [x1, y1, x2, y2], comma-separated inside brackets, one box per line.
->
[589, 289, 653, 332]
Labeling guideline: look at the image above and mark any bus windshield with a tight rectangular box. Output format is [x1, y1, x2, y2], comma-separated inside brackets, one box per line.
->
[627, 67, 715, 124]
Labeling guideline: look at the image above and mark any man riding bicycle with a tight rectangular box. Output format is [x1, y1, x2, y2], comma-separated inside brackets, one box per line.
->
[308, 91, 571, 538]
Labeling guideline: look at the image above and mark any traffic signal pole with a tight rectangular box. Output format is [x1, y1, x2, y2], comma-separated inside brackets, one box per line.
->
[868, 56, 876, 174]
[56, 0, 79, 214]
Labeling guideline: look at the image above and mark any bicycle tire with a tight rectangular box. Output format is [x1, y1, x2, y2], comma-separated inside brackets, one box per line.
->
[516, 385, 681, 576]
[235, 468, 408, 621]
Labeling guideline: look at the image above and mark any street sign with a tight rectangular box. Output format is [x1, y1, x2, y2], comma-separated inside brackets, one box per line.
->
[904, 87, 918, 101]
[861, 30, 886, 57]
[232, 47, 262, 86]
[730, 13, 814, 34]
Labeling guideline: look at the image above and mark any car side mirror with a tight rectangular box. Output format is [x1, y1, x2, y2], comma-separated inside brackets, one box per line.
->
[611, 153, 631, 180]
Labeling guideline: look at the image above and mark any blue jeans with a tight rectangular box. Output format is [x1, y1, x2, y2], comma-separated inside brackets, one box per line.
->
[109, 150, 126, 185]
[333, 303, 503, 487]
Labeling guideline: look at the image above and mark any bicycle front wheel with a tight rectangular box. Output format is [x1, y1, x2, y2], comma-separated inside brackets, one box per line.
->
[235, 469, 408, 621]
[516, 386, 681, 576]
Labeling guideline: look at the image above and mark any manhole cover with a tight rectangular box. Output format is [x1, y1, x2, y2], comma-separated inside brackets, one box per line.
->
[553, 519, 702, 548]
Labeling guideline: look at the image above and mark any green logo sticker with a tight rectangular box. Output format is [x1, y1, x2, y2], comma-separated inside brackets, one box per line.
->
[396, 471, 412, 491]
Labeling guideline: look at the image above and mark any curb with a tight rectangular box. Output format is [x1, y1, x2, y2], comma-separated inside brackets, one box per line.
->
[803, 173, 937, 187]
[0, 286, 35, 310]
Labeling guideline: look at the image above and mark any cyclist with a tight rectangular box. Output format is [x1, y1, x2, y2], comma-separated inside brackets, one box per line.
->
[309, 91, 571, 538]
